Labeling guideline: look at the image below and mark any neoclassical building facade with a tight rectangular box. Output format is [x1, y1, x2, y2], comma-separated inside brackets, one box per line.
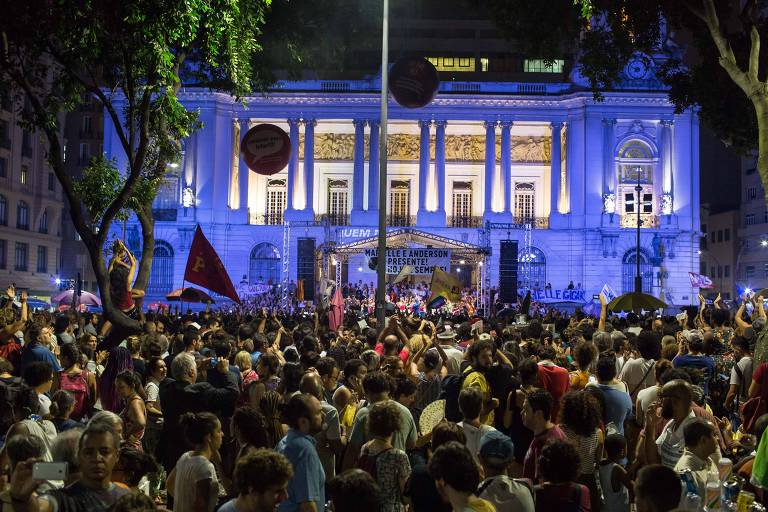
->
[104, 79, 700, 306]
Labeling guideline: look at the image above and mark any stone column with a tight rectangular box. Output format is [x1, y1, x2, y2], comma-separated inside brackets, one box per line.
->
[367, 119, 380, 213]
[417, 119, 431, 216]
[602, 118, 616, 212]
[483, 120, 496, 216]
[660, 119, 674, 215]
[550, 122, 562, 215]
[434, 120, 447, 214]
[351, 119, 366, 213]
[303, 119, 316, 214]
[286, 118, 300, 212]
[238, 118, 251, 213]
[500, 121, 513, 214]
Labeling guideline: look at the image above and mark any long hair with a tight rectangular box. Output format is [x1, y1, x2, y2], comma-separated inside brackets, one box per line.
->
[98, 347, 134, 413]
[259, 391, 284, 447]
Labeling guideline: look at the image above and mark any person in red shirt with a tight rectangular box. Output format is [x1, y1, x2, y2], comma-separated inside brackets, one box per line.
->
[374, 316, 411, 364]
[521, 389, 566, 482]
[536, 346, 570, 422]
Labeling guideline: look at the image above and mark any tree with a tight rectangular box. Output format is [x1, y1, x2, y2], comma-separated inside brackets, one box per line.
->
[0, 0, 270, 341]
[483, 0, 768, 206]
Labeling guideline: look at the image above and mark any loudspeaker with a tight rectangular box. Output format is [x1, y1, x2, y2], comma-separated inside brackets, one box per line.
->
[498, 240, 518, 303]
[297, 238, 315, 301]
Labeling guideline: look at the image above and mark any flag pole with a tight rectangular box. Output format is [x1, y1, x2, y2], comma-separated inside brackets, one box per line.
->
[375, 0, 389, 330]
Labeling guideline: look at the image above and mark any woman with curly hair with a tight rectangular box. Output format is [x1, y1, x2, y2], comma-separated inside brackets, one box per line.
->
[559, 391, 603, 512]
[570, 342, 598, 390]
[534, 440, 591, 512]
[358, 400, 411, 512]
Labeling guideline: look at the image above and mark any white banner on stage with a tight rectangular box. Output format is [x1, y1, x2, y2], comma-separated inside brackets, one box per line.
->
[363, 248, 451, 275]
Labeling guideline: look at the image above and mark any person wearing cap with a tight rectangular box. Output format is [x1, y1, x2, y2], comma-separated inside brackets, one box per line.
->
[436, 326, 464, 376]
[672, 329, 715, 395]
[476, 430, 535, 512]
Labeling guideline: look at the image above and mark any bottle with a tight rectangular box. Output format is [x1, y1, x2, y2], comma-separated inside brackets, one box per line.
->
[685, 492, 703, 511]
[706, 470, 722, 511]
[719, 458, 734, 482]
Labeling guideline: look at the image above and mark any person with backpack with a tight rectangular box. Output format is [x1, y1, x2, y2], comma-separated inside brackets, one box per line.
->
[476, 430, 535, 512]
[357, 400, 411, 512]
[57, 342, 97, 421]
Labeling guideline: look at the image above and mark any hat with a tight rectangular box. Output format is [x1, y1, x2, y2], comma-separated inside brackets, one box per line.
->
[683, 329, 703, 343]
[479, 430, 514, 464]
[477, 333, 492, 342]
[437, 326, 457, 340]
[189, 322, 201, 330]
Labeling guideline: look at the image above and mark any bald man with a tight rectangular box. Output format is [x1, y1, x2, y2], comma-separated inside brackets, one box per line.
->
[643, 379, 722, 469]
[300, 372, 344, 480]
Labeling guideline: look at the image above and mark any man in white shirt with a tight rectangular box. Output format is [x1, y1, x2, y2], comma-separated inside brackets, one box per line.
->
[436, 326, 464, 375]
[674, 418, 719, 497]
[726, 336, 753, 414]
[619, 330, 661, 401]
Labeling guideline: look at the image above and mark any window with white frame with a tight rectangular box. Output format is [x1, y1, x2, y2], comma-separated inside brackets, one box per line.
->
[451, 182, 472, 224]
[616, 140, 656, 228]
[523, 59, 564, 73]
[514, 182, 535, 220]
[390, 180, 410, 225]
[327, 179, 349, 225]
[266, 179, 286, 225]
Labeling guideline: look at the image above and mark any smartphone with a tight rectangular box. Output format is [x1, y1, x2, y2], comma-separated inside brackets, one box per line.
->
[33, 462, 68, 481]
[210, 357, 219, 368]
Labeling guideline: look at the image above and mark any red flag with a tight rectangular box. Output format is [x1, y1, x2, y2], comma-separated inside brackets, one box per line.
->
[328, 288, 344, 331]
[183, 226, 241, 304]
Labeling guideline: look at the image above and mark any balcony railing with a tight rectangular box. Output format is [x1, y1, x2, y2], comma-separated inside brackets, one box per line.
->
[620, 214, 659, 229]
[250, 213, 284, 226]
[387, 215, 415, 227]
[513, 216, 550, 229]
[324, 213, 349, 226]
[448, 216, 483, 228]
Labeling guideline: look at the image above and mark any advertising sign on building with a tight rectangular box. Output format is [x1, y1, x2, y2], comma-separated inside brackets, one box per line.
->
[363, 248, 450, 275]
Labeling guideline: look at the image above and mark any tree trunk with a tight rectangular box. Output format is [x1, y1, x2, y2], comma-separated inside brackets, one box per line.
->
[755, 98, 768, 208]
[134, 204, 155, 291]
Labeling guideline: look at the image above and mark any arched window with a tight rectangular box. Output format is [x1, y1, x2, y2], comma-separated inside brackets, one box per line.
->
[622, 249, 654, 294]
[0, 195, 6, 226]
[249, 243, 281, 285]
[147, 240, 174, 294]
[16, 201, 29, 230]
[518, 246, 546, 289]
[616, 138, 657, 228]
[38, 209, 48, 234]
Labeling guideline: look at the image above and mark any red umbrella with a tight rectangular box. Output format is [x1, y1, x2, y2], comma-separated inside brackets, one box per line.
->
[166, 287, 216, 304]
[51, 290, 101, 306]
[328, 288, 344, 332]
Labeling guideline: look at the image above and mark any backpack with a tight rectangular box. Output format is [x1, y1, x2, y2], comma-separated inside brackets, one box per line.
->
[0, 377, 25, 436]
[58, 371, 91, 421]
[440, 367, 476, 422]
[357, 447, 391, 480]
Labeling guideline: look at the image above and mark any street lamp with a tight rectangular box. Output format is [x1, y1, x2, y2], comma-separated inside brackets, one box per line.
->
[375, 0, 390, 329]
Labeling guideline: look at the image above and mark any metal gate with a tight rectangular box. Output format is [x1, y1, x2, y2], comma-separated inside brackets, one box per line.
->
[622, 249, 653, 294]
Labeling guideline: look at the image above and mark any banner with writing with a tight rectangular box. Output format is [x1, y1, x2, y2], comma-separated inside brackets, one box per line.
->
[363, 248, 451, 275]
[522, 289, 587, 303]
[688, 272, 714, 289]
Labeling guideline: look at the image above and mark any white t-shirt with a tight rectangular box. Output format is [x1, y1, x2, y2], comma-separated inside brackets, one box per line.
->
[440, 345, 464, 375]
[172, 451, 219, 512]
[730, 356, 754, 402]
[635, 385, 659, 427]
[619, 358, 655, 400]
[656, 410, 697, 469]
[458, 421, 495, 462]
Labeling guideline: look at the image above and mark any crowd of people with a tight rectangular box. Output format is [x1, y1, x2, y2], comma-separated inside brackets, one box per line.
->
[0, 279, 767, 512]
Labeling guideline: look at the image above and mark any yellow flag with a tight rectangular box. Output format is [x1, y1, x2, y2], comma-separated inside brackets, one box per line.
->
[429, 268, 462, 303]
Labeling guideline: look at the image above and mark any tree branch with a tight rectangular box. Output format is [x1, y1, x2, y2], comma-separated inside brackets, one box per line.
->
[698, 0, 752, 95]
[749, 25, 761, 83]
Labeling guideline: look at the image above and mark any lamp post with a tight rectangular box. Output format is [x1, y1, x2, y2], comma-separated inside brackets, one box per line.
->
[634, 174, 642, 294]
[375, 0, 389, 330]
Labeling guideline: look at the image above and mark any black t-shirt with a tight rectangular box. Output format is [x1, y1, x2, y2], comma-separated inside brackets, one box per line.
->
[403, 463, 451, 512]
[43, 481, 130, 512]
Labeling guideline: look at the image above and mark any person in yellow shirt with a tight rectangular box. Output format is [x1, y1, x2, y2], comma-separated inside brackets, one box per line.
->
[461, 339, 499, 426]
